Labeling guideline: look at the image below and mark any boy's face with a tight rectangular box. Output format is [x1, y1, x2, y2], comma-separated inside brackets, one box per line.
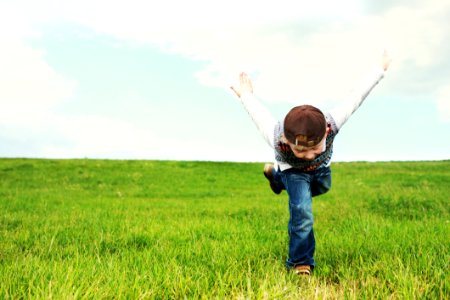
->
[286, 127, 330, 161]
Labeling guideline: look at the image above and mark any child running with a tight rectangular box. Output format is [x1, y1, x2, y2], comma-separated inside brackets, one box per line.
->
[230, 51, 391, 275]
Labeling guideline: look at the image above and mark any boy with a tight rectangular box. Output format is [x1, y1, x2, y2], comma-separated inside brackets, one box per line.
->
[230, 52, 391, 275]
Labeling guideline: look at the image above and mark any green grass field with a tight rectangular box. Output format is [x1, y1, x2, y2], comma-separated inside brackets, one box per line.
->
[0, 158, 449, 299]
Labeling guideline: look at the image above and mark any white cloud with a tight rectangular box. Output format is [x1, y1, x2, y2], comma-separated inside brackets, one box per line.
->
[38, 0, 446, 107]
[6, 112, 269, 162]
[39, 114, 156, 158]
[4, 0, 448, 107]
[192, 0, 450, 106]
[0, 41, 77, 125]
[0, 2, 77, 125]
[382, 2, 449, 66]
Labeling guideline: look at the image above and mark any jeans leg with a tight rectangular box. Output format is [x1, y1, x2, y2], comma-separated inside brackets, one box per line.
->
[311, 167, 331, 197]
[280, 170, 315, 268]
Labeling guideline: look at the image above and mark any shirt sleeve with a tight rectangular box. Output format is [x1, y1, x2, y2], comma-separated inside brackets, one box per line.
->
[329, 66, 385, 131]
[237, 92, 277, 149]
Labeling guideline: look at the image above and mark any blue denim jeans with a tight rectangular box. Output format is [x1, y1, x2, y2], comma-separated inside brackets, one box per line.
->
[272, 166, 331, 269]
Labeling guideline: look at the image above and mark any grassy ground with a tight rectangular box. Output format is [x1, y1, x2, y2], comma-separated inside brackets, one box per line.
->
[0, 158, 448, 299]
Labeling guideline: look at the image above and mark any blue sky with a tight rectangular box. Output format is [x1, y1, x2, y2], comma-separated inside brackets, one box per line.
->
[1, 0, 449, 162]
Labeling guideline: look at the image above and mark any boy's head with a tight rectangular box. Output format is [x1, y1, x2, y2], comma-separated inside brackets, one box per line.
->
[283, 105, 326, 147]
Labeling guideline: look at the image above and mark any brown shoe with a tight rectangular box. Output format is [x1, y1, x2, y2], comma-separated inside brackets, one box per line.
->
[263, 163, 282, 194]
[294, 265, 311, 276]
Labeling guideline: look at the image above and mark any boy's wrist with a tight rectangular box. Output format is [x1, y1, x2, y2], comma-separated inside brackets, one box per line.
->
[240, 91, 253, 98]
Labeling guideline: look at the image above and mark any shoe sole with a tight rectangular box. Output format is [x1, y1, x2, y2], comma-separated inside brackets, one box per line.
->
[263, 164, 282, 195]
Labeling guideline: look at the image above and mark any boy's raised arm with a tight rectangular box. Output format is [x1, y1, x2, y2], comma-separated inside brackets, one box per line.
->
[329, 51, 392, 130]
[230, 73, 277, 148]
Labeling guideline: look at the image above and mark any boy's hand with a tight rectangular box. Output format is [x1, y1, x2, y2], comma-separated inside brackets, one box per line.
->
[230, 72, 253, 97]
[381, 50, 392, 71]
